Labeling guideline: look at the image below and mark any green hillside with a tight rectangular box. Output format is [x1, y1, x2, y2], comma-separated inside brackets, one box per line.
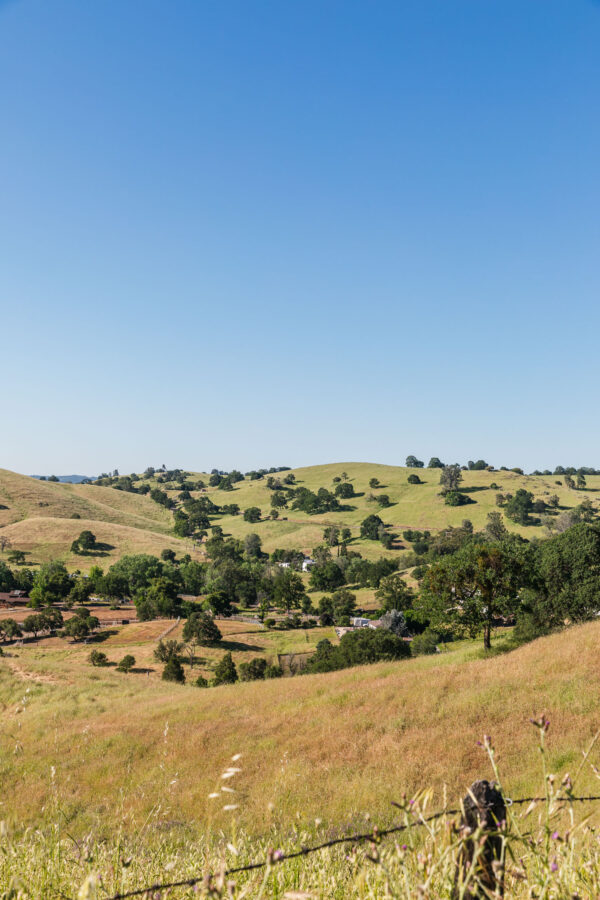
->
[199, 462, 600, 557]
[1, 462, 599, 569]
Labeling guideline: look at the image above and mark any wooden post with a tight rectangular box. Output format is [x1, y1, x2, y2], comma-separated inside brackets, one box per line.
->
[453, 779, 506, 899]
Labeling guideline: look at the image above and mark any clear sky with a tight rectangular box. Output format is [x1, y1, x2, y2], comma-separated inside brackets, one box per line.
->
[2, 0, 599, 476]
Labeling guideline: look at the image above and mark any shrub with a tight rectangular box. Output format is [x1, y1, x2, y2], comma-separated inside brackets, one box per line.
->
[411, 630, 440, 655]
[88, 650, 108, 667]
[162, 657, 186, 683]
[305, 628, 411, 674]
[264, 664, 283, 678]
[212, 651, 238, 685]
[239, 657, 268, 681]
[117, 654, 135, 673]
[194, 675, 209, 687]
[444, 491, 469, 506]
[407, 474, 421, 485]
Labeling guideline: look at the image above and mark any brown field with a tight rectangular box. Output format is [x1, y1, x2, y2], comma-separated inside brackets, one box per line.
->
[1, 621, 599, 839]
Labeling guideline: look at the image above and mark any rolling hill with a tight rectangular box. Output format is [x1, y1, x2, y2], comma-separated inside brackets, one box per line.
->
[1, 619, 599, 834]
[1, 462, 599, 569]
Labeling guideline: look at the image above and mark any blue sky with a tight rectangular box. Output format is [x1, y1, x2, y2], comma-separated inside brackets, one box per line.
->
[2, 0, 599, 475]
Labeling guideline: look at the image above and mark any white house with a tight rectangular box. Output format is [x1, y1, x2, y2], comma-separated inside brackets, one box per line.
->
[301, 557, 315, 572]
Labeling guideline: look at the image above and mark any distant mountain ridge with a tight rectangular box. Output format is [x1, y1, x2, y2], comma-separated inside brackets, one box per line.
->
[31, 474, 92, 483]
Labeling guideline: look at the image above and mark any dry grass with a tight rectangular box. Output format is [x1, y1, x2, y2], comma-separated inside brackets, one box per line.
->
[1, 621, 600, 841]
[0, 516, 194, 570]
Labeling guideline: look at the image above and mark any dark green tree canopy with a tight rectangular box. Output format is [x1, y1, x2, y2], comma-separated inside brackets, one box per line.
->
[504, 489, 534, 525]
[360, 514, 384, 540]
[29, 561, 72, 608]
[419, 538, 531, 649]
[212, 651, 238, 685]
[183, 612, 222, 646]
[536, 523, 600, 625]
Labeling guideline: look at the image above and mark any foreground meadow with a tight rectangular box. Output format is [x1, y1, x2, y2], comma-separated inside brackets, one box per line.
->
[3, 622, 600, 896]
[2, 622, 600, 836]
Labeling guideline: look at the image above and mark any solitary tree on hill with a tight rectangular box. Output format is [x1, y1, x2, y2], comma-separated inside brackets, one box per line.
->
[78, 530, 96, 550]
[117, 654, 136, 673]
[439, 465, 462, 493]
[183, 612, 222, 646]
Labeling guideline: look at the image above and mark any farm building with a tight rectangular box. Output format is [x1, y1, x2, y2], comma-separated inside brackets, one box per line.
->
[0, 590, 29, 608]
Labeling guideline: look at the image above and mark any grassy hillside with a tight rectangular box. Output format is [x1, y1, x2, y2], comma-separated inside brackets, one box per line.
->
[0, 468, 184, 568]
[0, 517, 189, 567]
[167, 461, 600, 559]
[2, 620, 600, 836]
[2, 462, 599, 568]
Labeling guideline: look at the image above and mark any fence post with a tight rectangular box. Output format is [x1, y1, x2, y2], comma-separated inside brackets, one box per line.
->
[453, 779, 506, 899]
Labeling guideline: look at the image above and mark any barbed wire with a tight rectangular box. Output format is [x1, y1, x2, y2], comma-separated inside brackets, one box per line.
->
[102, 793, 600, 900]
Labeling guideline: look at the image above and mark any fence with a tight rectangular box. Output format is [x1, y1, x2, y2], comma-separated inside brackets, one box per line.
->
[102, 783, 600, 900]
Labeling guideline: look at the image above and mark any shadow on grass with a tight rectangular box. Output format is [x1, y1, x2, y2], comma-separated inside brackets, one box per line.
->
[88, 630, 119, 643]
[219, 638, 265, 652]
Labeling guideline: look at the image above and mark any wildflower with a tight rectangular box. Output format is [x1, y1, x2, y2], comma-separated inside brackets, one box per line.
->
[551, 861, 558, 872]
[530, 715, 550, 732]
[552, 831, 560, 840]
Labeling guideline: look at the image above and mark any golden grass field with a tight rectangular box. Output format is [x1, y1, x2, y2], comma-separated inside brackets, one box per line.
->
[2, 462, 599, 570]
[2, 618, 600, 843]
